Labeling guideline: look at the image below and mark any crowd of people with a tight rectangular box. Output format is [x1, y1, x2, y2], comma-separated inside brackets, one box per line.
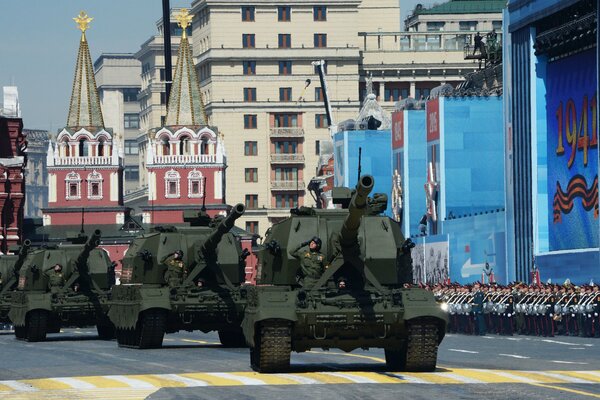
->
[431, 281, 600, 338]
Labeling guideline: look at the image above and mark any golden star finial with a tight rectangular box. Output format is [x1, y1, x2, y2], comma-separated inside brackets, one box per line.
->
[175, 8, 193, 38]
[74, 11, 93, 34]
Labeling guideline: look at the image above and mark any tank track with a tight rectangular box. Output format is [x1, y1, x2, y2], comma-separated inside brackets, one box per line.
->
[116, 309, 166, 349]
[218, 328, 247, 348]
[404, 318, 439, 372]
[23, 310, 48, 342]
[251, 320, 291, 373]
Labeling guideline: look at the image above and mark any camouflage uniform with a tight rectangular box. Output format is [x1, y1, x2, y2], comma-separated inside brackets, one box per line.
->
[162, 254, 188, 288]
[47, 270, 65, 294]
[291, 243, 326, 287]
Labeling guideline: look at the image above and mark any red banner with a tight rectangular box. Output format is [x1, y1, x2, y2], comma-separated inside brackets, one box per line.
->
[426, 98, 440, 142]
[392, 111, 404, 149]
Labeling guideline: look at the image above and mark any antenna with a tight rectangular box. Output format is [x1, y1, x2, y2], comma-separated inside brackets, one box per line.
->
[161, 0, 173, 105]
[357, 147, 362, 183]
[201, 176, 207, 211]
[80, 207, 85, 234]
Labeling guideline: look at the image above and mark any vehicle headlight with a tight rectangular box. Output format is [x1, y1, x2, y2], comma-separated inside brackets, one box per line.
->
[440, 302, 449, 312]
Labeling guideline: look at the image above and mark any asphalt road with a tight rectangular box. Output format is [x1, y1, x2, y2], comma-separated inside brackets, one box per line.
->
[0, 329, 598, 399]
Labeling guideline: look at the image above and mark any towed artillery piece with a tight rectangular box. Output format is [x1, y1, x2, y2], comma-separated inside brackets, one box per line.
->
[0, 240, 32, 323]
[9, 230, 116, 341]
[242, 175, 448, 372]
[109, 204, 249, 349]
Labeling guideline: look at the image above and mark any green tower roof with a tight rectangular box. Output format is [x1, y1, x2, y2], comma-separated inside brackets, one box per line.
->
[415, 0, 506, 15]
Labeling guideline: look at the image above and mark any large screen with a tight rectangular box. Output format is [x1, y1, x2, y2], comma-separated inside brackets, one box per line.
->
[546, 49, 598, 251]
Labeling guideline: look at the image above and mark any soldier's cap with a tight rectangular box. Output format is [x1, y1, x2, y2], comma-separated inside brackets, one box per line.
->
[310, 237, 322, 248]
[175, 250, 184, 256]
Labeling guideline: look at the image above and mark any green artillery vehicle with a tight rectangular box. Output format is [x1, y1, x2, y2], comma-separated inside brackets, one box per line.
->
[0, 240, 31, 324]
[242, 175, 448, 372]
[109, 204, 249, 349]
[9, 230, 116, 342]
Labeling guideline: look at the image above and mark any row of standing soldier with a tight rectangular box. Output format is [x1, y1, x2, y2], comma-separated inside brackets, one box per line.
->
[433, 282, 600, 338]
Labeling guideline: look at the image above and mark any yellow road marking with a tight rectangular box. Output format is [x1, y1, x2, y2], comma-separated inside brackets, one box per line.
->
[77, 376, 131, 388]
[180, 338, 220, 345]
[302, 372, 358, 384]
[527, 382, 600, 399]
[347, 372, 403, 384]
[129, 375, 187, 388]
[307, 350, 385, 363]
[233, 372, 299, 385]
[406, 372, 466, 384]
[445, 369, 514, 383]
[21, 379, 71, 390]
[181, 373, 242, 386]
[560, 371, 600, 383]
[0, 384, 13, 391]
[523, 371, 581, 384]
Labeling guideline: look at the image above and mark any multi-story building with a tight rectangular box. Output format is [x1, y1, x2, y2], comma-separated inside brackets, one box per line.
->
[94, 53, 142, 194]
[359, 0, 504, 109]
[136, 9, 191, 190]
[22, 129, 48, 218]
[190, 0, 375, 236]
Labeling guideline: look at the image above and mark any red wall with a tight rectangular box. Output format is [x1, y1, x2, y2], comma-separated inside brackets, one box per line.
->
[45, 210, 122, 226]
[151, 166, 225, 206]
[49, 167, 121, 207]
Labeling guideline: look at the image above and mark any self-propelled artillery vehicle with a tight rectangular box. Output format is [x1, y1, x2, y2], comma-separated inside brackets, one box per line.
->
[0, 240, 31, 323]
[109, 204, 249, 349]
[242, 175, 448, 372]
[10, 230, 116, 341]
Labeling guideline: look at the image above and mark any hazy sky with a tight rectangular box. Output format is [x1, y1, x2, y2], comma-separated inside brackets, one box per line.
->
[0, 0, 435, 131]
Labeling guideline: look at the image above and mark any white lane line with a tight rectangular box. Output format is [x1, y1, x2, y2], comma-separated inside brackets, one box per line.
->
[322, 372, 378, 384]
[487, 371, 538, 384]
[1, 381, 37, 392]
[51, 377, 97, 389]
[390, 373, 432, 384]
[582, 371, 600, 378]
[535, 371, 594, 383]
[277, 374, 320, 384]
[205, 373, 266, 386]
[506, 338, 523, 341]
[161, 374, 209, 387]
[541, 339, 594, 347]
[104, 375, 156, 389]
[448, 349, 479, 354]
[443, 373, 485, 384]
[550, 360, 589, 365]
[499, 354, 530, 359]
[569, 347, 586, 350]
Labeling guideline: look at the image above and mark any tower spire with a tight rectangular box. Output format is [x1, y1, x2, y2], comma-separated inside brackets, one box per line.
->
[165, 8, 207, 127]
[67, 11, 104, 130]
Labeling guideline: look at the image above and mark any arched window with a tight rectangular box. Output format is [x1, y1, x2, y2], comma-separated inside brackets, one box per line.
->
[79, 138, 89, 157]
[65, 172, 81, 200]
[62, 138, 71, 157]
[180, 136, 191, 155]
[165, 169, 181, 198]
[160, 137, 170, 155]
[200, 137, 210, 155]
[98, 138, 105, 157]
[188, 170, 204, 198]
[87, 170, 103, 200]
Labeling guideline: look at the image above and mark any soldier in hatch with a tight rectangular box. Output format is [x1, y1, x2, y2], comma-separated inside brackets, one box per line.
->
[48, 264, 65, 294]
[161, 250, 188, 288]
[290, 237, 327, 287]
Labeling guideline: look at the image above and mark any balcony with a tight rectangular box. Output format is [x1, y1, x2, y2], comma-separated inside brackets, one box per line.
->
[270, 154, 305, 164]
[152, 154, 218, 164]
[271, 180, 305, 191]
[269, 127, 304, 138]
[52, 156, 113, 166]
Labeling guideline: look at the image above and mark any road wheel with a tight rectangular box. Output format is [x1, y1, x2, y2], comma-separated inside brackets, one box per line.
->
[25, 310, 48, 342]
[385, 344, 407, 371]
[96, 322, 116, 340]
[251, 320, 291, 373]
[404, 318, 439, 372]
[14, 325, 26, 340]
[137, 309, 167, 349]
[218, 328, 247, 348]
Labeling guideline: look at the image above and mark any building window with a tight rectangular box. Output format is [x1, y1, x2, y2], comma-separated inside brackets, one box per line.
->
[243, 61, 256, 75]
[65, 172, 81, 200]
[314, 33, 327, 48]
[160, 92, 167, 105]
[385, 88, 409, 102]
[274, 167, 298, 181]
[242, 34, 255, 48]
[245, 168, 258, 182]
[315, 114, 327, 128]
[160, 115, 167, 126]
[125, 166, 139, 181]
[415, 88, 431, 100]
[275, 194, 298, 208]
[125, 140, 139, 155]
[315, 140, 320, 155]
[426, 22, 445, 31]
[123, 88, 139, 102]
[244, 141, 258, 156]
[160, 68, 166, 82]
[314, 6, 326, 21]
[188, 170, 204, 198]
[278, 34, 291, 48]
[459, 21, 478, 31]
[243, 87, 256, 102]
[492, 20, 502, 31]
[244, 114, 257, 129]
[279, 61, 292, 75]
[242, 6, 255, 21]
[278, 6, 291, 21]
[315, 87, 324, 101]
[274, 141, 297, 154]
[245, 221, 259, 234]
[245, 194, 258, 209]
[279, 87, 292, 102]
[87, 170, 103, 200]
[124, 113, 139, 129]
[313, 62, 327, 75]
[274, 113, 298, 127]
[165, 169, 181, 199]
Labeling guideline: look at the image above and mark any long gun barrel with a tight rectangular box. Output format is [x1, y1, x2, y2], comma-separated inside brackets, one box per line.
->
[201, 204, 246, 253]
[13, 239, 32, 273]
[340, 175, 375, 247]
[76, 229, 102, 271]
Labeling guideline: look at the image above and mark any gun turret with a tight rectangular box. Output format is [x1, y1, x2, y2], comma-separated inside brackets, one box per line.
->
[76, 230, 101, 271]
[201, 204, 246, 253]
[13, 239, 32, 273]
[339, 175, 374, 247]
